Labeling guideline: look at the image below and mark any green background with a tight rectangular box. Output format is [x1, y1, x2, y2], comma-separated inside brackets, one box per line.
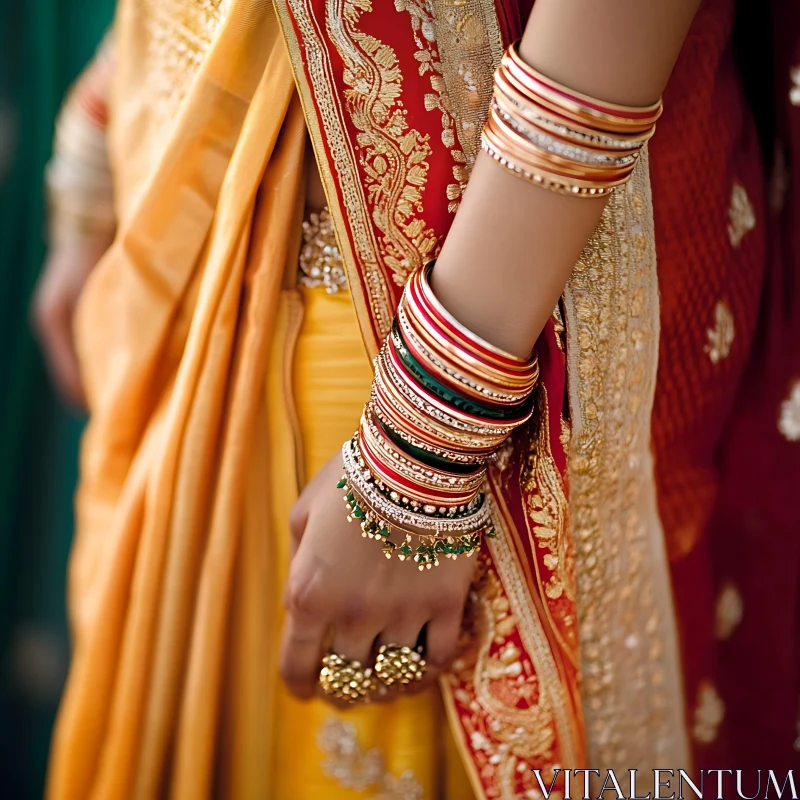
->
[0, 1, 114, 795]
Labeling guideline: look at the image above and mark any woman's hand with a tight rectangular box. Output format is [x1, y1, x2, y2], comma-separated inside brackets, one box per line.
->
[280, 450, 478, 702]
[31, 233, 110, 409]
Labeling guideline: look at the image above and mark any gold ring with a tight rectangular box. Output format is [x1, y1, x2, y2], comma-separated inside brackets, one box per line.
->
[374, 644, 427, 687]
[318, 652, 375, 703]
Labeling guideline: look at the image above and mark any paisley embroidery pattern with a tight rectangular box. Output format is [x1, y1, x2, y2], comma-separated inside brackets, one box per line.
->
[396, 0, 470, 212]
[521, 386, 575, 607]
[444, 559, 564, 800]
[328, 0, 438, 286]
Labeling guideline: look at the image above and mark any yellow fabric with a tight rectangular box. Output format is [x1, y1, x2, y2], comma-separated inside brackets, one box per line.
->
[264, 286, 475, 798]
[46, 0, 475, 796]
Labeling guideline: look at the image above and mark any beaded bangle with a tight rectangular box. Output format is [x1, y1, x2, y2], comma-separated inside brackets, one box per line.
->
[397, 310, 531, 405]
[379, 347, 530, 439]
[339, 436, 493, 569]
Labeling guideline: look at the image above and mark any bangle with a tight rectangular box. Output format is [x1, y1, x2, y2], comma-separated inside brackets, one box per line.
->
[339, 260, 539, 568]
[339, 436, 493, 570]
[481, 41, 661, 196]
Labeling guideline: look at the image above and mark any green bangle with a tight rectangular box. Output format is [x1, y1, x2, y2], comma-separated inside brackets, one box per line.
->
[390, 323, 526, 422]
[376, 417, 482, 475]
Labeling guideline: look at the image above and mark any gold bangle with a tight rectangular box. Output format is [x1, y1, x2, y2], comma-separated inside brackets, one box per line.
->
[504, 43, 663, 132]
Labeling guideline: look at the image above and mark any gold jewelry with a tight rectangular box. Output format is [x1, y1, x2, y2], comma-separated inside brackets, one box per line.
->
[318, 652, 375, 703]
[374, 644, 427, 687]
[482, 42, 662, 196]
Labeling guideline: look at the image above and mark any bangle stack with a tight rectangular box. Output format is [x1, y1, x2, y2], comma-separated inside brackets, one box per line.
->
[339, 264, 539, 570]
[482, 42, 662, 196]
[46, 37, 115, 245]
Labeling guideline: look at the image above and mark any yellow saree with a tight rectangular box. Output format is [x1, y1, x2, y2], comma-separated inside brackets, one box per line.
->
[48, 1, 471, 797]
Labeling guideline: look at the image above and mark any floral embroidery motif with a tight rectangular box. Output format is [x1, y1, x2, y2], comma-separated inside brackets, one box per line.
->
[791, 66, 800, 106]
[715, 581, 743, 640]
[693, 681, 725, 745]
[444, 559, 567, 798]
[329, 0, 438, 286]
[396, 0, 470, 212]
[728, 182, 756, 248]
[704, 301, 735, 364]
[429, 0, 503, 167]
[778, 380, 800, 442]
[318, 717, 424, 799]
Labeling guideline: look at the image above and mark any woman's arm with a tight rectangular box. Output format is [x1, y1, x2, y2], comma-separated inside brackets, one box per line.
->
[280, 0, 703, 703]
[431, 0, 701, 358]
[32, 33, 116, 408]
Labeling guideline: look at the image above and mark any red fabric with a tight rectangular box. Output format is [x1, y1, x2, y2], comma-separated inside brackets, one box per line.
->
[649, 0, 800, 769]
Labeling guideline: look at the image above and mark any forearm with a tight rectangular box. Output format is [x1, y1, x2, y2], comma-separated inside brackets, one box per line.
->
[431, 0, 701, 358]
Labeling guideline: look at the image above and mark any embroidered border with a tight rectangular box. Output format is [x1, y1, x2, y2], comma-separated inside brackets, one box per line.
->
[327, 0, 438, 288]
[276, 0, 393, 348]
[396, 0, 503, 212]
[563, 147, 689, 780]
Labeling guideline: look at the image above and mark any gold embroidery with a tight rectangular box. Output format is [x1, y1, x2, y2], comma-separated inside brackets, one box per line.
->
[446, 545, 573, 799]
[715, 581, 743, 641]
[728, 182, 756, 248]
[551, 304, 566, 354]
[559, 414, 571, 457]
[564, 149, 689, 772]
[318, 717, 424, 799]
[521, 386, 574, 605]
[704, 301, 735, 364]
[429, 0, 503, 169]
[328, 0, 438, 287]
[791, 66, 800, 106]
[778, 379, 800, 442]
[693, 681, 725, 745]
[396, 0, 469, 212]
[139, 0, 232, 118]
[278, 0, 394, 343]
[396, 0, 502, 212]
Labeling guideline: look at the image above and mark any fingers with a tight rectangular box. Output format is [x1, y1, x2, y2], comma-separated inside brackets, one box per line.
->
[280, 573, 329, 700]
[31, 280, 86, 408]
[331, 592, 386, 666]
[414, 609, 463, 692]
[379, 616, 426, 653]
